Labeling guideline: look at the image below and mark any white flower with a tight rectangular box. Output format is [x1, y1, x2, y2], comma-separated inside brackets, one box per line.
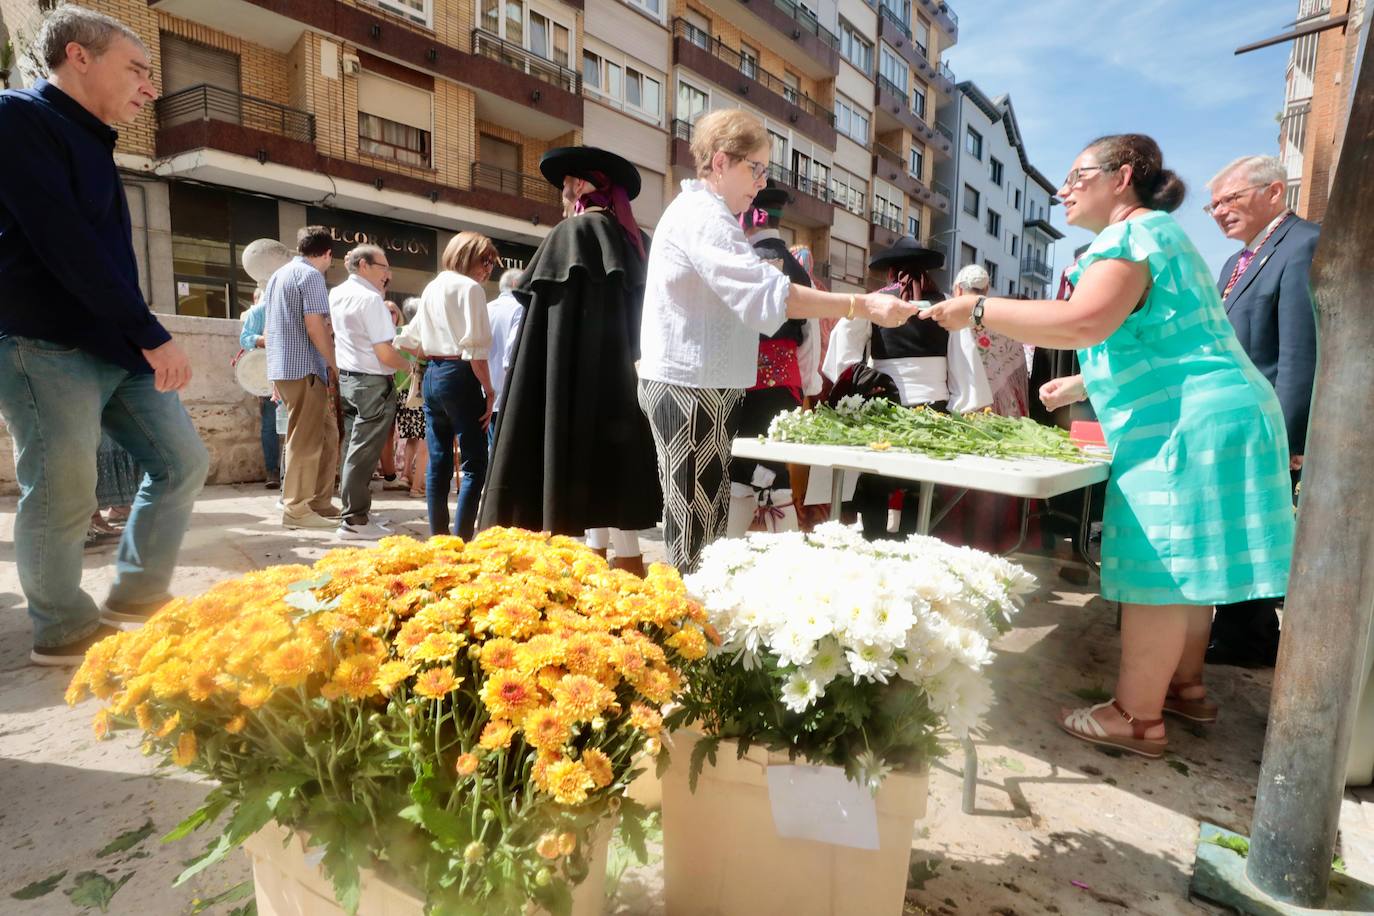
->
[835, 394, 866, 416]
[804, 638, 850, 687]
[780, 670, 822, 713]
[845, 642, 898, 684]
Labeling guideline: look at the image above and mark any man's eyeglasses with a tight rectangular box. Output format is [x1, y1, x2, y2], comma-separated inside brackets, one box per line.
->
[1060, 165, 1111, 190]
[737, 156, 770, 181]
[1203, 184, 1270, 216]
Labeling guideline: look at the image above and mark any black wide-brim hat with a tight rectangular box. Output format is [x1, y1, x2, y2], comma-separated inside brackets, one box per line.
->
[869, 237, 945, 272]
[750, 184, 790, 212]
[540, 146, 642, 200]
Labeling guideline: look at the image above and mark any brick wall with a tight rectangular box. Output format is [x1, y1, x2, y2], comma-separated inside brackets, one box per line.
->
[1298, 0, 1358, 223]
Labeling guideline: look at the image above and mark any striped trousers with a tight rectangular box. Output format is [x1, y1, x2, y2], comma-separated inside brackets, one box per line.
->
[637, 379, 745, 574]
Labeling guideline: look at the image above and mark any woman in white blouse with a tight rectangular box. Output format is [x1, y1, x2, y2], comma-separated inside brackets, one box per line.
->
[395, 231, 497, 539]
[638, 108, 920, 572]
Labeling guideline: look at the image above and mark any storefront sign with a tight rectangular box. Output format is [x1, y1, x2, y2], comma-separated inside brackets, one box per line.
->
[306, 207, 437, 272]
[492, 239, 538, 274]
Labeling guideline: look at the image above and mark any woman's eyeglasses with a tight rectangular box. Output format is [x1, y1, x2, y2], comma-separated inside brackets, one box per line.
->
[480, 253, 498, 268]
[1060, 165, 1110, 190]
[734, 156, 770, 181]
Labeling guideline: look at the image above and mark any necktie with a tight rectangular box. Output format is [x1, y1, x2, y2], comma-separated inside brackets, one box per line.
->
[1222, 249, 1255, 300]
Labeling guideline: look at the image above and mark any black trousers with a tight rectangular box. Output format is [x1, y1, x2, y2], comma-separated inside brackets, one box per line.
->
[1210, 468, 1301, 656]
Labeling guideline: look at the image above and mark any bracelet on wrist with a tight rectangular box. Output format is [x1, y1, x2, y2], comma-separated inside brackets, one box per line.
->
[971, 296, 990, 349]
[847, 294, 857, 321]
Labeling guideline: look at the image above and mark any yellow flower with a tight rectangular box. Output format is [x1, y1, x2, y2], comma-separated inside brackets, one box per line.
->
[321, 653, 381, 701]
[186, 662, 221, 702]
[557, 831, 577, 855]
[541, 757, 595, 805]
[225, 715, 247, 734]
[239, 680, 273, 709]
[479, 718, 515, 750]
[134, 703, 155, 732]
[155, 711, 181, 738]
[374, 660, 414, 695]
[487, 598, 543, 639]
[552, 674, 615, 722]
[478, 637, 520, 673]
[581, 748, 613, 788]
[523, 707, 572, 751]
[92, 708, 112, 740]
[455, 753, 479, 776]
[629, 703, 663, 737]
[174, 731, 197, 766]
[151, 658, 191, 699]
[262, 641, 316, 689]
[666, 626, 709, 660]
[637, 667, 680, 706]
[535, 833, 562, 859]
[414, 667, 461, 699]
[410, 631, 460, 664]
[480, 670, 541, 721]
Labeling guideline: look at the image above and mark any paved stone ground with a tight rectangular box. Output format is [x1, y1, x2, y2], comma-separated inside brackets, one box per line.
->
[1, 484, 1370, 915]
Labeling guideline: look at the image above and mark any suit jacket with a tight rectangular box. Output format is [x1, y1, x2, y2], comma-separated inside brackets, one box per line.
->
[1217, 214, 1319, 456]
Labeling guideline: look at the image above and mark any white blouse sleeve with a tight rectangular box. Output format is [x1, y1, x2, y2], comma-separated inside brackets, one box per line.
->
[450, 279, 492, 360]
[681, 207, 790, 335]
[798, 318, 823, 397]
[946, 328, 993, 413]
[822, 317, 872, 383]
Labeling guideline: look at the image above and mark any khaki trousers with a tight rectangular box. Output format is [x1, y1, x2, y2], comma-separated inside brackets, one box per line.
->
[276, 374, 338, 518]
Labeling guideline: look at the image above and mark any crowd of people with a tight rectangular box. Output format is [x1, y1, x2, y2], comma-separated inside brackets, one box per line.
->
[0, 4, 1322, 768]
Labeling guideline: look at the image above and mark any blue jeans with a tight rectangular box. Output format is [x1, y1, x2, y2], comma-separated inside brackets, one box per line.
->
[0, 337, 209, 647]
[259, 396, 280, 478]
[423, 359, 487, 539]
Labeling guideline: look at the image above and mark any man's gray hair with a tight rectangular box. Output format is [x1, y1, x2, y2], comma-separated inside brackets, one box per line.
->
[34, 5, 146, 73]
[497, 268, 522, 294]
[401, 296, 422, 322]
[1207, 155, 1287, 190]
[344, 244, 386, 274]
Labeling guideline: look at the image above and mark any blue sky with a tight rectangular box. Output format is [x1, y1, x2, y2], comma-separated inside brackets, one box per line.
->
[942, 0, 1298, 281]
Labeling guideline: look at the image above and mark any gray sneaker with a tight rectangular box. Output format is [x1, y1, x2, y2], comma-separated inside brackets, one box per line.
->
[338, 520, 393, 541]
[100, 597, 171, 631]
[31, 625, 121, 667]
[284, 512, 338, 530]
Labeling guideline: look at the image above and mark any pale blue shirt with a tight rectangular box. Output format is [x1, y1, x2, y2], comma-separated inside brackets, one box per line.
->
[239, 302, 265, 350]
[486, 291, 524, 406]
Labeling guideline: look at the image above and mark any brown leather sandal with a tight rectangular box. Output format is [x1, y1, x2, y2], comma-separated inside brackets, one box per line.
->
[611, 555, 646, 577]
[1164, 681, 1219, 724]
[1058, 699, 1168, 759]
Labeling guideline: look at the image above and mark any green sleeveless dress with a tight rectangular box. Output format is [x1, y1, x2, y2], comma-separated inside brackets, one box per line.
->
[1068, 211, 1295, 605]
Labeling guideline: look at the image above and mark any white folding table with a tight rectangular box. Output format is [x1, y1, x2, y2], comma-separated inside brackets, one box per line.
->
[730, 437, 1112, 812]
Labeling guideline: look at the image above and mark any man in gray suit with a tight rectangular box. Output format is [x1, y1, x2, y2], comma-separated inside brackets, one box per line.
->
[1205, 154, 1319, 667]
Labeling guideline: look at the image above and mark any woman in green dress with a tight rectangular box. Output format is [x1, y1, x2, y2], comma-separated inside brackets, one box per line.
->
[920, 134, 1295, 758]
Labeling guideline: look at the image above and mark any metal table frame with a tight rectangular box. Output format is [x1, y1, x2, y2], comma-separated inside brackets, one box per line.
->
[731, 438, 1111, 813]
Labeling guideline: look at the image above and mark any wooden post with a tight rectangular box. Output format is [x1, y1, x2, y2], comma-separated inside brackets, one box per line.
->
[1245, 29, 1374, 908]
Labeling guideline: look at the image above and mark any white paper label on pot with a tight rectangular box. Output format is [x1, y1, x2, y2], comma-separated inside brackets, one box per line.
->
[766, 764, 879, 850]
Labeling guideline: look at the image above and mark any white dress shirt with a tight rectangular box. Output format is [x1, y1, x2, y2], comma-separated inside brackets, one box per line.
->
[395, 270, 492, 360]
[822, 317, 991, 413]
[486, 291, 524, 404]
[639, 180, 792, 389]
[1247, 210, 1291, 252]
[328, 273, 394, 375]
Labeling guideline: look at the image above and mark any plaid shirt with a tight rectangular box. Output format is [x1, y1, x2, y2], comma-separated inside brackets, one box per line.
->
[264, 257, 331, 382]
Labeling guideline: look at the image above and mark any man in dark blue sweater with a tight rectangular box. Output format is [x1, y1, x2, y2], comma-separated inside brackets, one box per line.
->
[0, 6, 209, 666]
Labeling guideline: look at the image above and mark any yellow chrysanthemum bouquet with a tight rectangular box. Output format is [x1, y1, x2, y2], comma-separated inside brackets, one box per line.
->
[66, 529, 711, 915]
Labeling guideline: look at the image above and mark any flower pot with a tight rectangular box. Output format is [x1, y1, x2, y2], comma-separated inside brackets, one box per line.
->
[662, 732, 928, 916]
[242, 819, 613, 916]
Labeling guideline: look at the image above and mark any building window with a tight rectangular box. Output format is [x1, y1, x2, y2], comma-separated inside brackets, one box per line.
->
[793, 150, 829, 195]
[835, 96, 870, 146]
[907, 214, 921, 238]
[359, 112, 431, 168]
[782, 71, 800, 105]
[768, 130, 789, 167]
[839, 19, 873, 74]
[676, 79, 709, 121]
[739, 42, 759, 80]
[1014, 188, 1022, 211]
[683, 9, 712, 47]
[830, 167, 867, 216]
[873, 184, 902, 228]
[911, 85, 926, 121]
[879, 47, 907, 94]
[582, 50, 602, 90]
[960, 242, 977, 268]
[1008, 279, 1016, 295]
[369, 0, 432, 27]
[963, 184, 979, 216]
[966, 126, 983, 159]
[914, 17, 930, 59]
[909, 144, 925, 181]
[480, 0, 571, 66]
[990, 157, 1003, 186]
[831, 237, 868, 285]
[170, 182, 278, 320]
[986, 209, 1001, 238]
[625, 0, 660, 16]
[985, 259, 998, 286]
[624, 65, 662, 119]
[1010, 234, 1019, 257]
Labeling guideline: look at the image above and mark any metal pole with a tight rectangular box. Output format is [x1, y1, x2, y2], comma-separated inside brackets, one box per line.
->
[1246, 29, 1374, 907]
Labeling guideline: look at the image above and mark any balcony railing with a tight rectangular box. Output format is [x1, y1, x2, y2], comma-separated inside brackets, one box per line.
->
[764, 0, 840, 49]
[767, 163, 833, 203]
[931, 178, 951, 200]
[871, 210, 901, 233]
[938, 60, 956, 85]
[673, 20, 833, 124]
[938, 1, 958, 27]
[672, 118, 694, 142]
[155, 83, 315, 142]
[874, 142, 902, 165]
[472, 29, 579, 94]
[877, 74, 908, 101]
[935, 121, 954, 143]
[1021, 255, 1053, 280]
[471, 162, 561, 207]
[878, 4, 911, 38]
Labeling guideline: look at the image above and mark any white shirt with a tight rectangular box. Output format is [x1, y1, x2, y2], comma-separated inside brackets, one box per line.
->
[327, 273, 394, 375]
[822, 318, 991, 413]
[395, 270, 492, 361]
[639, 180, 792, 389]
[1246, 209, 1291, 252]
[486, 291, 525, 405]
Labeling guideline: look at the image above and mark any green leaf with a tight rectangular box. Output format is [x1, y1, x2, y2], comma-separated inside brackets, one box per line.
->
[97, 819, 155, 857]
[64, 871, 133, 913]
[163, 791, 232, 843]
[687, 736, 720, 794]
[11, 870, 66, 900]
[320, 837, 363, 916]
[615, 800, 655, 866]
[397, 802, 471, 848]
[190, 880, 254, 912]
[289, 573, 332, 592]
[227, 905, 257, 916]
[174, 772, 309, 886]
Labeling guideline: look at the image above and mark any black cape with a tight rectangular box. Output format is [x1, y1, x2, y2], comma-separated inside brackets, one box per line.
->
[479, 211, 661, 534]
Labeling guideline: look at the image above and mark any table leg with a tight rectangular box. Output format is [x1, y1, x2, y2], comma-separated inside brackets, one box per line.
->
[914, 481, 935, 535]
[961, 736, 978, 814]
[1004, 498, 1032, 556]
[1076, 486, 1099, 574]
[828, 468, 844, 522]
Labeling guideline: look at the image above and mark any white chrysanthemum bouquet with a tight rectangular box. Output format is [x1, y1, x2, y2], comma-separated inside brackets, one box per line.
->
[672, 522, 1036, 788]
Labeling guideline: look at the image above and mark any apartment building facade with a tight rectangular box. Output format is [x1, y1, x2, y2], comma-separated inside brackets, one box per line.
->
[0, 0, 962, 318]
[931, 81, 1061, 299]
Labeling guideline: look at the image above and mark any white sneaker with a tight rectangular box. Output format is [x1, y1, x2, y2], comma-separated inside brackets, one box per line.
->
[275, 498, 285, 511]
[337, 520, 393, 540]
[370, 513, 392, 527]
